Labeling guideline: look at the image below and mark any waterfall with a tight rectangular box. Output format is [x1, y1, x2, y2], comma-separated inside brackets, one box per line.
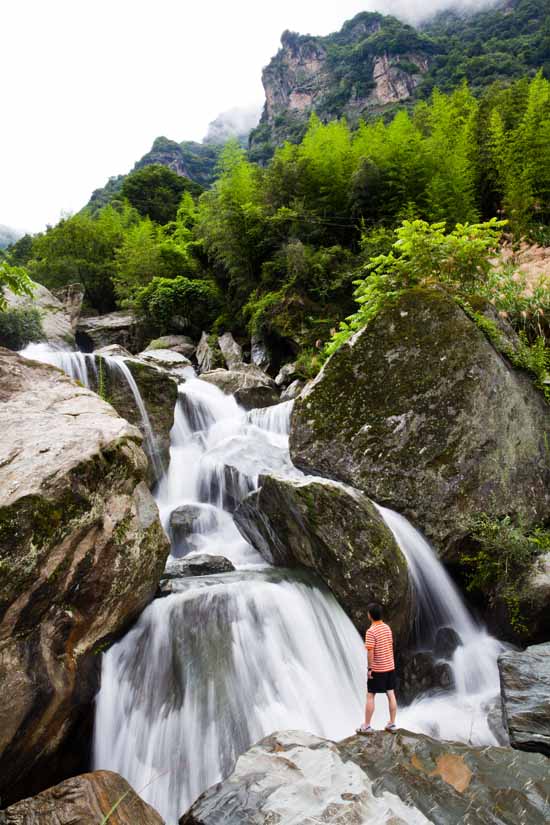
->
[20, 343, 164, 480]
[93, 376, 504, 824]
[378, 506, 504, 746]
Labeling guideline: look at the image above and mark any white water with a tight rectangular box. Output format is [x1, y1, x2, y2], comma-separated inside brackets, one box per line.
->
[93, 375, 505, 823]
[379, 507, 504, 745]
[20, 342, 164, 481]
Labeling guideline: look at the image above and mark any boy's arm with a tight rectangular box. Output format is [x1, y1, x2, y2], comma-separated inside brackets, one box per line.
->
[365, 630, 375, 676]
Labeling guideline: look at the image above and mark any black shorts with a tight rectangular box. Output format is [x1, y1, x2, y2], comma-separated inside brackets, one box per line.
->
[367, 669, 396, 693]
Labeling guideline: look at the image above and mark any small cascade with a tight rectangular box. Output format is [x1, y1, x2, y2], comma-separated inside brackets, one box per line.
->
[378, 506, 504, 744]
[94, 375, 505, 824]
[20, 343, 163, 481]
[155, 378, 299, 567]
[22, 342, 98, 387]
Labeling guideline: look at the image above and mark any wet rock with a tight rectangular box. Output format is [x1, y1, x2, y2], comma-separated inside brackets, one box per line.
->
[181, 728, 550, 825]
[398, 651, 453, 705]
[0, 349, 169, 804]
[197, 464, 255, 514]
[341, 728, 550, 824]
[218, 332, 243, 370]
[91, 356, 178, 480]
[274, 361, 297, 387]
[159, 555, 236, 593]
[139, 348, 193, 370]
[1, 770, 165, 824]
[147, 334, 196, 359]
[498, 642, 550, 756]
[94, 344, 133, 358]
[486, 697, 510, 747]
[250, 333, 271, 371]
[76, 310, 147, 353]
[201, 366, 280, 410]
[234, 475, 411, 642]
[434, 626, 463, 660]
[196, 332, 223, 373]
[4, 280, 76, 346]
[290, 288, 550, 563]
[169, 504, 219, 553]
[281, 378, 304, 401]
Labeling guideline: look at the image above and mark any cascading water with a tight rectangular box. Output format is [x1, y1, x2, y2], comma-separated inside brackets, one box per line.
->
[20, 342, 164, 480]
[93, 374, 505, 823]
[378, 507, 504, 745]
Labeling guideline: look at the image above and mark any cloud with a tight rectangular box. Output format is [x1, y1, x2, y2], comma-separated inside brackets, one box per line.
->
[363, 0, 502, 25]
[203, 105, 264, 145]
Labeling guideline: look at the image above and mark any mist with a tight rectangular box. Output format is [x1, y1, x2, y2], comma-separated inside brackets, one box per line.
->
[364, 0, 502, 25]
[204, 105, 263, 145]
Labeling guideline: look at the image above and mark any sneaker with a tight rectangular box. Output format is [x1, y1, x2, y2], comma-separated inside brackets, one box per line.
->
[384, 723, 397, 733]
[356, 724, 375, 735]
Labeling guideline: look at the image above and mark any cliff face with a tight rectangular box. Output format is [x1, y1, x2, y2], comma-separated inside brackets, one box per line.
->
[250, 13, 432, 160]
[249, 0, 546, 161]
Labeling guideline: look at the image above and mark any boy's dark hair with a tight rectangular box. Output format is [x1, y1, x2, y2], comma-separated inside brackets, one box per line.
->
[367, 602, 383, 621]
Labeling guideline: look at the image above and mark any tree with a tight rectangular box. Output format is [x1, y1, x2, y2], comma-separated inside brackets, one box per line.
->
[121, 164, 202, 225]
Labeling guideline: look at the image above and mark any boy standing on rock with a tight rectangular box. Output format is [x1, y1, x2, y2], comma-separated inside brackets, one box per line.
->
[356, 603, 397, 734]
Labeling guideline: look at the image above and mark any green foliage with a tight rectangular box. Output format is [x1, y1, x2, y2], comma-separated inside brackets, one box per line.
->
[458, 300, 550, 402]
[0, 262, 34, 310]
[29, 205, 137, 312]
[134, 276, 221, 336]
[121, 164, 202, 225]
[326, 218, 505, 355]
[0, 307, 43, 349]
[461, 514, 550, 633]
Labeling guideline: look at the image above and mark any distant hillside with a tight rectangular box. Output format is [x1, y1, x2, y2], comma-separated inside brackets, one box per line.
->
[86, 108, 258, 214]
[249, 0, 549, 161]
[0, 225, 22, 250]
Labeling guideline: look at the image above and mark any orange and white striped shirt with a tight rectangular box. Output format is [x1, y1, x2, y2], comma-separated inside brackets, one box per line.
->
[365, 621, 395, 672]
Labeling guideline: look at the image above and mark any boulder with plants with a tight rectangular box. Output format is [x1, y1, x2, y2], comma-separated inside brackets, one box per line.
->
[234, 475, 412, 643]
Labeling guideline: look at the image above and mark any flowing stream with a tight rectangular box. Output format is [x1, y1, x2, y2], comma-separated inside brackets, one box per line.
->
[90, 374, 504, 824]
[19, 346, 504, 821]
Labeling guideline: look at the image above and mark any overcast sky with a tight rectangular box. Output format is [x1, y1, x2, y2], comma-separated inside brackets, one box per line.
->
[1, 0, 497, 233]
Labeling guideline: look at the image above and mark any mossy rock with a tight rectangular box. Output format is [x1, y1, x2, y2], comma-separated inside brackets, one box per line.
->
[0, 349, 169, 804]
[290, 288, 550, 562]
[234, 474, 412, 644]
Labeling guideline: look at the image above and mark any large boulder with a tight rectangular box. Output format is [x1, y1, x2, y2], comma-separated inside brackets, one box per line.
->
[0, 350, 170, 803]
[234, 475, 411, 641]
[196, 332, 223, 373]
[52, 283, 85, 332]
[201, 366, 279, 410]
[181, 729, 550, 825]
[4, 281, 76, 346]
[159, 555, 236, 594]
[146, 334, 196, 359]
[217, 332, 243, 370]
[0, 770, 165, 824]
[498, 642, 550, 756]
[250, 333, 271, 371]
[138, 348, 193, 371]
[76, 310, 147, 353]
[290, 288, 550, 562]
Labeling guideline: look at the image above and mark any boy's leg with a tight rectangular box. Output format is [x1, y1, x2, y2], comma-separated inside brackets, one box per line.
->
[386, 689, 397, 725]
[364, 691, 376, 726]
